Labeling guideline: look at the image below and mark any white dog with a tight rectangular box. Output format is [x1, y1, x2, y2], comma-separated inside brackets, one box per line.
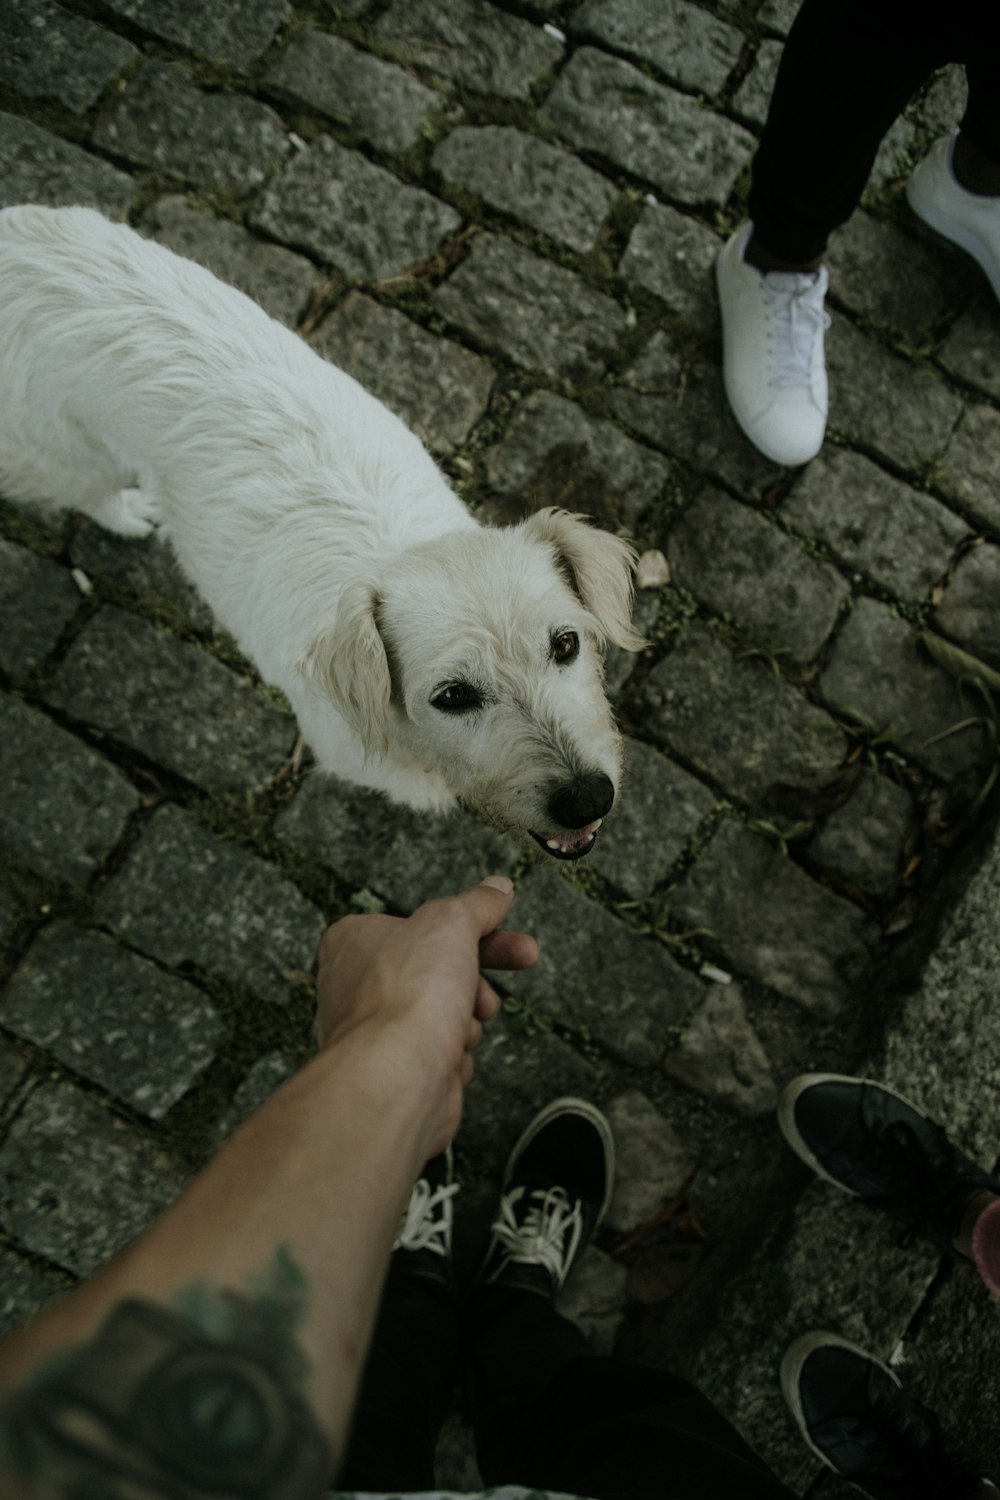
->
[0, 205, 643, 859]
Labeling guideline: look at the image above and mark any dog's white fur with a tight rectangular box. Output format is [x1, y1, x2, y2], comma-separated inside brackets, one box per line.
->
[0, 205, 643, 853]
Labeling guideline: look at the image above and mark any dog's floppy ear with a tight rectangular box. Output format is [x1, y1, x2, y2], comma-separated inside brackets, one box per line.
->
[298, 580, 392, 757]
[523, 506, 646, 652]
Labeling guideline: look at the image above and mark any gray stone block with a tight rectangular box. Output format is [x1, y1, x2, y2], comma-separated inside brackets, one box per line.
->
[826, 311, 963, 472]
[611, 332, 779, 497]
[570, 0, 744, 98]
[2, 924, 225, 1117]
[252, 134, 461, 282]
[618, 203, 720, 329]
[0, 1079, 185, 1276]
[372, 0, 563, 99]
[669, 819, 877, 1015]
[662, 982, 777, 1117]
[0, 1036, 31, 1114]
[757, 0, 799, 35]
[434, 232, 626, 382]
[93, 62, 290, 194]
[666, 489, 849, 664]
[0, 111, 135, 214]
[819, 598, 994, 782]
[0, 539, 80, 678]
[933, 543, 1000, 672]
[557, 1245, 629, 1355]
[732, 39, 783, 127]
[782, 448, 969, 600]
[808, 767, 916, 902]
[432, 125, 616, 253]
[590, 738, 716, 900]
[604, 1089, 696, 1234]
[0, 1243, 63, 1336]
[937, 301, 1000, 405]
[0, 885, 18, 948]
[541, 50, 755, 208]
[828, 212, 968, 342]
[313, 294, 493, 456]
[266, 30, 438, 155]
[915, 65, 968, 141]
[483, 391, 670, 531]
[642, 622, 848, 813]
[497, 865, 702, 1067]
[141, 196, 316, 329]
[937, 402, 1000, 533]
[0, 0, 138, 114]
[98, 805, 325, 1006]
[214, 1051, 299, 1142]
[43, 606, 295, 793]
[275, 772, 518, 914]
[100, 0, 290, 68]
[69, 522, 218, 636]
[0, 694, 139, 888]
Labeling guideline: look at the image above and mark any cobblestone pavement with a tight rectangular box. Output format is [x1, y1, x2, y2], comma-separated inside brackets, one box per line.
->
[1, 0, 999, 1490]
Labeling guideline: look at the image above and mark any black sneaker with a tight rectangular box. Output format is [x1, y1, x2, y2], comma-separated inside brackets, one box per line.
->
[781, 1332, 995, 1500]
[475, 1098, 614, 1297]
[391, 1146, 459, 1283]
[778, 1074, 1000, 1250]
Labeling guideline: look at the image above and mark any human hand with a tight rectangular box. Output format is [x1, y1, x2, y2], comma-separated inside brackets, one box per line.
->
[315, 877, 538, 1156]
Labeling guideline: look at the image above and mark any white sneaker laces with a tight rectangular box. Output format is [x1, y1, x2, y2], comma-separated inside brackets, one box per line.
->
[764, 270, 830, 388]
[393, 1177, 459, 1256]
[487, 1184, 583, 1289]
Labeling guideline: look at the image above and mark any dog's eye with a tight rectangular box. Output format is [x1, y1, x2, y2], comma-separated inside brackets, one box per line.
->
[551, 630, 579, 664]
[431, 682, 482, 714]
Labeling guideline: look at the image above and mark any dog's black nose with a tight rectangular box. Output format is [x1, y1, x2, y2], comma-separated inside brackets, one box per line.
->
[547, 773, 615, 829]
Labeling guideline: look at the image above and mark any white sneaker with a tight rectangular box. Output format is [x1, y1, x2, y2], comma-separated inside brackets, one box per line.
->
[907, 131, 1000, 304]
[716, 222, 829, 466]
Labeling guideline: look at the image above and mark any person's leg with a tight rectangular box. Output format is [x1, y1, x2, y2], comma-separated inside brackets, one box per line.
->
[465, 1099, 794, 1500]
[748, 0, 948, 268]
[337, 1152, 463, 1491]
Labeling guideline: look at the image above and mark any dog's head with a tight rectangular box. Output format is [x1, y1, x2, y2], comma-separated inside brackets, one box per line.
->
[301, 508, 645, 859]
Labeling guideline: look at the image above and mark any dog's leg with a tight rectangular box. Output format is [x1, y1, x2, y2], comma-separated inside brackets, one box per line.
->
[80, 486, 161, 538]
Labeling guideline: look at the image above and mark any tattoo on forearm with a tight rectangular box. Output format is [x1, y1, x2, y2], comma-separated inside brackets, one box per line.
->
[0, 1247, 332, 1499]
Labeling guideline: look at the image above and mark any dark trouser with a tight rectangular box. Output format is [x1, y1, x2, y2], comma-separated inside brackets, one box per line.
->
[338, 1270, 795, 1500]
[748, 0, 1000, 263]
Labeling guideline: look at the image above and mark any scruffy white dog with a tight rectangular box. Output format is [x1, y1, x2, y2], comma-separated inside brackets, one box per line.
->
[0, 205, 644, 860]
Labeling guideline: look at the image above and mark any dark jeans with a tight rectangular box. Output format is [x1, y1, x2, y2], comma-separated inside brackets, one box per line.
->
[748, 0, 1000, 262]
[337, 1269, 795, 1500]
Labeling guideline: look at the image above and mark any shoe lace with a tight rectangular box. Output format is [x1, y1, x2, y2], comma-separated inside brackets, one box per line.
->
[764, 270, 829, 388]
[393, 1177, 459, 1256]
[488, 1184, 583, 1289]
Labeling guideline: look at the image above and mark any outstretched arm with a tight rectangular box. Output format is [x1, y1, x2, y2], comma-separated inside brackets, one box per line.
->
[0, 875, 537, 1499]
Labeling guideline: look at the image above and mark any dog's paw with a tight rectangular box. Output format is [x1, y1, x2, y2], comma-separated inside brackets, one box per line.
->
[103, 487, 161, 538]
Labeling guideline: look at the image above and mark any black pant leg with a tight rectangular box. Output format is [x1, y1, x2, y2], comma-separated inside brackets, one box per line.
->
[467, 1288, 795, 1500]
[960, 5, 1000, 167]
[337, 1269, 463, 1492]
[748, 0, 948, 261]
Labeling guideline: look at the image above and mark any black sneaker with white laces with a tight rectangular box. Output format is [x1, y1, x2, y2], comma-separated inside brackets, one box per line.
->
[781, 1332, 996, 1500]
[475, 1098, 614, 1297]
[778, 1074, 1000, 1250]
[391, 1146, 459, 1284]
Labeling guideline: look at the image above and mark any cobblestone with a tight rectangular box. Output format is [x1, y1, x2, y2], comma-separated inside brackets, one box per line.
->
[2, 925, 224, 1117]
[252, 133, 461, 280]
[93, 62, 291, 195]
[42, 606, 294, 793]
[432, 125, 617, 253]
[2, 3, 998, 1480]
[314, 294, 494, 455]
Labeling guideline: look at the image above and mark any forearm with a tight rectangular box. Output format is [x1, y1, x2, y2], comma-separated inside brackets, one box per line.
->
[0, 1029, 441, 1495]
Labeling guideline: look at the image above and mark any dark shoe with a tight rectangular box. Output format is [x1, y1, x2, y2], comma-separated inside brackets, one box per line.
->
[475, 1098, 614, 1297]
[782, 1332, 994, 1499]
[392, 1146, 459, 1283]
[778, 1074, 1000, 1250]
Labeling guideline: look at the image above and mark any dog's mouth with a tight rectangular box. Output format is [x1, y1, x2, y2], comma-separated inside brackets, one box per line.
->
[529, 818, 603, 861]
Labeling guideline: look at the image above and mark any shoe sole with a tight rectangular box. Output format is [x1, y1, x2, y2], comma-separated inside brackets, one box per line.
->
[781, 1331, 901, 1476]
[502, 1096, 616, 1227]
[777, 1072, 932, 1195]
[906, 179, 1000, 304]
